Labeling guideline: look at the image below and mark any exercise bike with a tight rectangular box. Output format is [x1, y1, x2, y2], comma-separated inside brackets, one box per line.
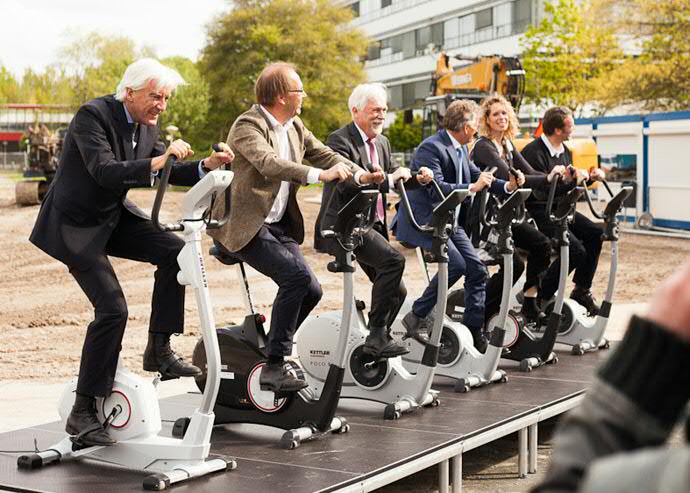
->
[297, 181, 468, 419]
[541, 180, 632, 355]
[175, 190, 380, 449]
[389, 185, 533, 392]
[18, 156, 236, 490]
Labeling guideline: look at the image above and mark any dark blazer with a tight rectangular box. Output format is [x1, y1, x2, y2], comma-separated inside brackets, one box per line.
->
[392, 130, 507, 249]
[314, 122, 413, 252]
[29, 95, 201, 269]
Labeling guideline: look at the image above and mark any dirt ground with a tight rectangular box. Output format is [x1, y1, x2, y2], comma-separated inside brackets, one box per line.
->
[1, 172, 689, 492]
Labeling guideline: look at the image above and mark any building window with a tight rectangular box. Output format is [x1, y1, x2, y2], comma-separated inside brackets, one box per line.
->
[475, 8, 493, 30]
[415, 22, 443, 55]
[381, 0, 393, 8]
[513, 0, 532, 31]
[351, 1, 360, 17]
[367, 42, 381, 60]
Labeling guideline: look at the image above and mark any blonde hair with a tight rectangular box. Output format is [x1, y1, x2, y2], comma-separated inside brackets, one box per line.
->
[478, 95, 520, 140]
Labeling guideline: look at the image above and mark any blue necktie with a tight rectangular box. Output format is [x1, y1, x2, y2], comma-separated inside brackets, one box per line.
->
[456, 146, 464, 184]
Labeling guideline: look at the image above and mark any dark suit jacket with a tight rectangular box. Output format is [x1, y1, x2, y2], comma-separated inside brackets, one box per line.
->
[314, 122, 413, 252]
[392, 130, 507, 249]
[29, 95, 201, 269]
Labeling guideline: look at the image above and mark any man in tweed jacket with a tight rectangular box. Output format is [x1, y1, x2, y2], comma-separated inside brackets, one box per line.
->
[209, 62, 382, 393]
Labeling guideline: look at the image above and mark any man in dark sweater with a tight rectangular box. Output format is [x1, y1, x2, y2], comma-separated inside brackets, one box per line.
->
[521, 106, 606, 315]
[532, 260, 690, 493]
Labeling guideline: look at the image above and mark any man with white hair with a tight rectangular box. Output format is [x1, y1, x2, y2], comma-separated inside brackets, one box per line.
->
[314, 83, 433, 356]
[29, 58, 234, 447]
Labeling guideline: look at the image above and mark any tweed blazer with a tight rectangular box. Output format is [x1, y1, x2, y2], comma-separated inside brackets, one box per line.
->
[208, 105, 360, 252]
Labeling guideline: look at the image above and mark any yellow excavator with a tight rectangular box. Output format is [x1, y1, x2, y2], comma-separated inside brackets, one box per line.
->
[422, 52, 597, 176]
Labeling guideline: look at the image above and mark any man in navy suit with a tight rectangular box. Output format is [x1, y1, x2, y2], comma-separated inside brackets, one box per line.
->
[29, 59, 234, 446]
[393, 99, 523, 352]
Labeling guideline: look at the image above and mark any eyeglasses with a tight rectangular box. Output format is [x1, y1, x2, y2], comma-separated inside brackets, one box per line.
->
[288, 89, 308, 97]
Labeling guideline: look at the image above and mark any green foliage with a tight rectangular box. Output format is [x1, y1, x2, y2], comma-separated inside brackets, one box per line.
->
[598, 0, 690, 111]
[201, 0, 369, 142]
[385, 113, 422, 152]
[158, 56, 212, 152]
[520, 0, 622, 114]
[0, 66, 19, 104]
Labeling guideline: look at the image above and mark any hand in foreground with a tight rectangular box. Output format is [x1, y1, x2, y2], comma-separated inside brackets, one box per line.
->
[469, 171, 495, 193]
[204, 143, 235, 170]
[360, 170, 385, 185]
[151, 139, 194, 172]
[547, 165, 566, 182]
[391, 167, 412, 183]
[645, 259, 690, 342]
[319, 162, 353, 183]
[507, 169, 525, 191]
[589, 167, 606, 182]
[416, 166, 433, 184]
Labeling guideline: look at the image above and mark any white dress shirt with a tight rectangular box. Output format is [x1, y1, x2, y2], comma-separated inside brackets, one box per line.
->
[261, 106, 321, 224]
[541, 133, 565, 158]
[355, 124, 395, 189]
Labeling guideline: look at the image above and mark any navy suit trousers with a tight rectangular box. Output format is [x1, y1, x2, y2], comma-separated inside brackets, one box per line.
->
[234, 219, 323, 358]
[412, 228, 488, 331]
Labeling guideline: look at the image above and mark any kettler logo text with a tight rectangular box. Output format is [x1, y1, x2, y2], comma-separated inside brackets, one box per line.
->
[310, 350, 330, 358]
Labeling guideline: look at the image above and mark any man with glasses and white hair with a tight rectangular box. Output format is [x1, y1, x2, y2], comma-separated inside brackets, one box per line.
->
[29, 58, 234, 446]
[314, 82, 433, 356]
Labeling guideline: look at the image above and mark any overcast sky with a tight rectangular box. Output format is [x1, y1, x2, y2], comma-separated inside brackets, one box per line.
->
[0, 0, 231, 78]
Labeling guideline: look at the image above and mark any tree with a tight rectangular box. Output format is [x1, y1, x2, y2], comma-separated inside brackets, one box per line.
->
[58, 32, 145, 108]
[597, 0, 690, 111]
[201, 0, 369, 143]
[385, 113, 422, 153]
[520, 0, 622, 115]
[159, 56, 211, 151]
[0, 66, 20, 104]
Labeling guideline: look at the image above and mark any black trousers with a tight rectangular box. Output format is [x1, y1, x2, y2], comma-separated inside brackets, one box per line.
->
[530, 207, 604, 300]
[484, 221, 551, 322]
[70, 210, 185, 397]
[353, 223, 407, 329]
[234, 219, 322, 358]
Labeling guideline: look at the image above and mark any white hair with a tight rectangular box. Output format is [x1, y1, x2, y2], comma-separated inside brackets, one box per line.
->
[348, 83, 388, 115]
[114, 58, 186, 101]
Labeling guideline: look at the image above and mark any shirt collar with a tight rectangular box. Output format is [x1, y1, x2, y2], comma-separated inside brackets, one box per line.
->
[354, 122, 375, 145]
[445, 130, 463, 150]
[260, 105, 293, 131]
[541, 133, 564, 158]
[122, 102, 134, 124]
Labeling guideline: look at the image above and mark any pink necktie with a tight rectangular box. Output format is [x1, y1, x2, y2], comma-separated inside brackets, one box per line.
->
[367, 138, 385, 222]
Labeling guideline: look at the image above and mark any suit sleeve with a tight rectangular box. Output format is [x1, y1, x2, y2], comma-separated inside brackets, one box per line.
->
[467, 157, 508, 197]
[325, 132, 365, 198]
[413, 141, 464, 197]
[512, 147, 550, 189]
[72, 105, 153, 190]
[230, 116, 313, 184]
[303, 124, 361, 174]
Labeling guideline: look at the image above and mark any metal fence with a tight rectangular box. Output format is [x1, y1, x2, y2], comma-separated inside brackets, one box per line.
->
[0, 152, 27, 171]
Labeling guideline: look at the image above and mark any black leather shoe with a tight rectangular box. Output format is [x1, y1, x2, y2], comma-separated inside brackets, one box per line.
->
[143, 333, 202, 380]
[66, 408, 116, 447]
[471, 329, 489, 354]
[259, 362, 308, 393]
[570, 287, 600, 316]
[363, 325, 409, 358]
[401, 311, 431, 344]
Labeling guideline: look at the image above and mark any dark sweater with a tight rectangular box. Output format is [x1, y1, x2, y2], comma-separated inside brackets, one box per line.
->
[472, 136, 550, 190]
[520, 137, 576, 203]
[532, 315, 690, 493]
